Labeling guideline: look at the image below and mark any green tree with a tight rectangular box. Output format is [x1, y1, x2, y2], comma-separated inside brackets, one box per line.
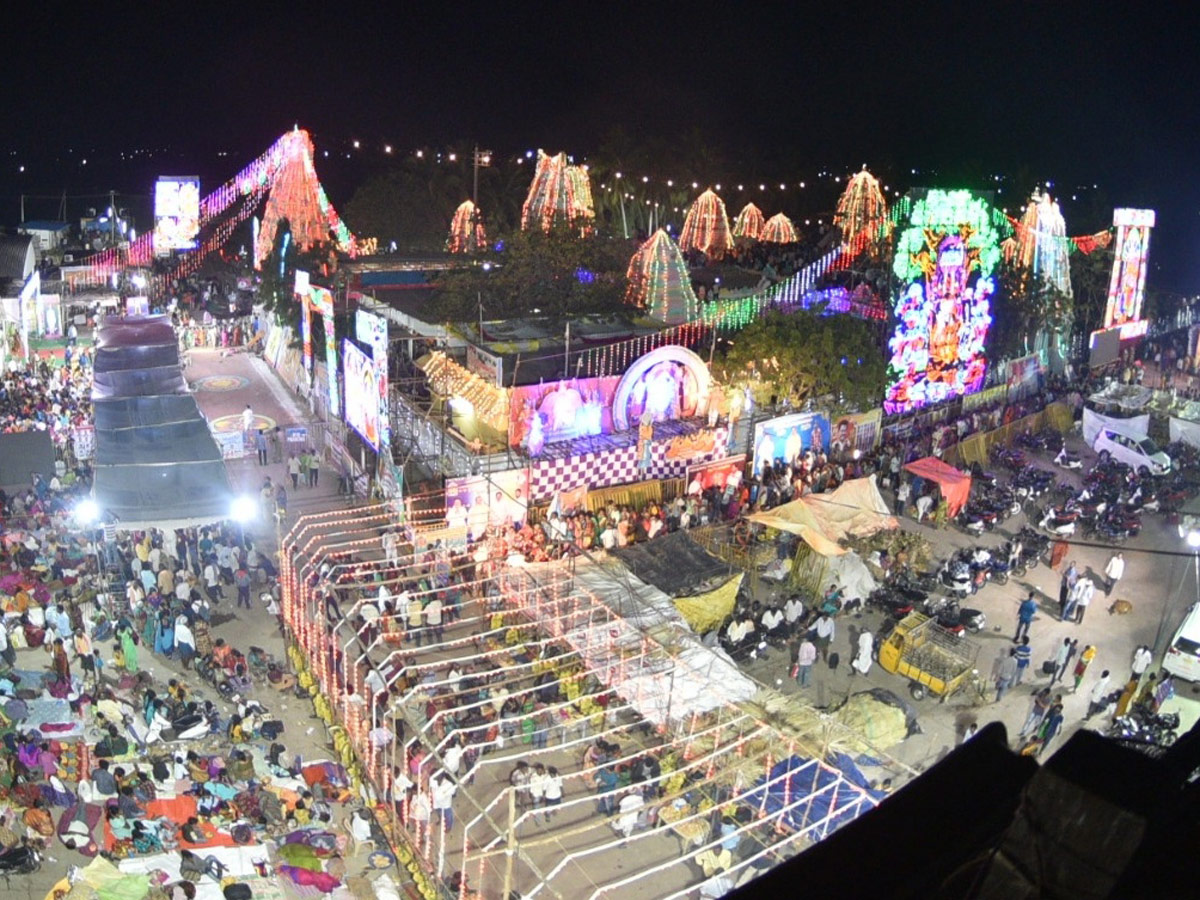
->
[432, 227, 633, 323]
[717, 309, 886, 412]
[1070, 247, 1115, 337]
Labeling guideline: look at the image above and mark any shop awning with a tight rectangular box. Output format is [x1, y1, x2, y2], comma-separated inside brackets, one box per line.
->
[746, 476, 899, 556]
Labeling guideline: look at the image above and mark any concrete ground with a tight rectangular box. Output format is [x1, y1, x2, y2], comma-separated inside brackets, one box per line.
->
[738, 429, 1200, 773]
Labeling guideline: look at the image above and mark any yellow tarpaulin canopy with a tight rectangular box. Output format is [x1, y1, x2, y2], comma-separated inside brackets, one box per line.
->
[746, 476, 899, 557]
[674, 572, 743, 633]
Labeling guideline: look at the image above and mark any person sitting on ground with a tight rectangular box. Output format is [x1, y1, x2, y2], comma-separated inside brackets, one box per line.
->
[95, 724, 129, 759]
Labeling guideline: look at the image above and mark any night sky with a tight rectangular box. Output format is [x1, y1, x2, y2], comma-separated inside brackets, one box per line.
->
[3, 2, 1198, 287]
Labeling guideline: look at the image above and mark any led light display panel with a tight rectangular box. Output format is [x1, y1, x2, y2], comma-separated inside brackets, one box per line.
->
[343, 339, 380, 450]
[884, 189, 1001, 414]
[1104, 208, 1155, 329]
[153, 176, 200, 251]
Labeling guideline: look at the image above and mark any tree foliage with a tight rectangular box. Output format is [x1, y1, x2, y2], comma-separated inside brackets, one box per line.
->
[717, 309, 886, 412]
[1069, 247, 1115, 337]
[432, 227, 633, 323]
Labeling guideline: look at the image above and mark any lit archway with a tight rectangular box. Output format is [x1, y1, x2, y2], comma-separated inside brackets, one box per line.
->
[611, 344, 712, 432]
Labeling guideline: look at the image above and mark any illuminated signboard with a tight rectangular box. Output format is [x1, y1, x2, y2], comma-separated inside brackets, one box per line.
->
[354, 308, 390, 448]
[343, 339, 380, 449]
[1104, 207, 1155, 329]
[884, 190, 1000, 414]
[153, 176, 200, 252]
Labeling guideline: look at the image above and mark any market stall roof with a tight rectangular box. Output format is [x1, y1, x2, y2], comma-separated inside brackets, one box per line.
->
[903, 457, 972, 516]
[747, 476, 899, 556]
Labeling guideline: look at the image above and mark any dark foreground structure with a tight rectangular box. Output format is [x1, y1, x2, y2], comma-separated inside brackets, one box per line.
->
[735, 721, 1200, 899]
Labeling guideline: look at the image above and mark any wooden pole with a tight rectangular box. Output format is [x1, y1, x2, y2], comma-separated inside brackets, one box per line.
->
[501, 786, 517, 900]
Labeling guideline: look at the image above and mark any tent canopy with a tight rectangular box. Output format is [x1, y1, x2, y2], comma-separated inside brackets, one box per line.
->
[747, 476, 899, 556]
[903, 457, 971, 516]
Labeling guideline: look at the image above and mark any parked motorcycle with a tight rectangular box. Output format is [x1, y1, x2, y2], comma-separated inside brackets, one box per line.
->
[1039, 506, 1079, 537]
[924, 595, 986, 635]
[1054, 446, 1083, 470]
[0, 842, 42, 875]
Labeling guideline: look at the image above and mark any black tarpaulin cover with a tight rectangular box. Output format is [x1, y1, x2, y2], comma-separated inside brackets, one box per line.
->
[95, 315, 176, 348]
[92, 460, 234, 524]
[92, 366, 189, 398]
[93, 344, 181, 373]
[93, 395, 204, 430]
[610, 531, 730, 595]
[93, 419, 222, 466]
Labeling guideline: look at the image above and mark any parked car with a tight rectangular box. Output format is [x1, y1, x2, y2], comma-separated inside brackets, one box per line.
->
[1093, 428, 1171, 475]
[1163, 602, 1200, 681]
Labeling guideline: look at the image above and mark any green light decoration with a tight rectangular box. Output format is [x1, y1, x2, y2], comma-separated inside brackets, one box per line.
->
[624, 229, 699, 325]
[892, 190, 1007, 283]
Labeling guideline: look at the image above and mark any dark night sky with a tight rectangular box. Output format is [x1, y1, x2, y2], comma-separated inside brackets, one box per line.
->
[3, 2, 1199, 287]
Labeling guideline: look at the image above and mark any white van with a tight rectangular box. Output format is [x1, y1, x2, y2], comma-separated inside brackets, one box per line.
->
[1093, 428, 1171, 475]
[1163, 602, 1200, 681]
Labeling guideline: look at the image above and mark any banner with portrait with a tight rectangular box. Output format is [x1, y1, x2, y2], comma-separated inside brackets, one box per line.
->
[829, 409, 881, 458]
[751, 412, 831, 477]
[343, 339, 381, 450]
[686, 455, 746, 495]
[444, 469, 531, 539]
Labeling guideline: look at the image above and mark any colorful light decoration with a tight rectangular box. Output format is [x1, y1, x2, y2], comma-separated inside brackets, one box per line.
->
[1005, 190, 1073, 297]
[520, 150, 595, 233]
[678, 189, 732, 259]
[256, 129, 356, 268]
[732, 203, 765, 240]
[761, 212, 799, 244]
[884, 189, 1004, 415]
[833, 168, 890, 256]
[624, 229, 699, 325]
[81, 128, 356, 291]
[1104, 208, 1155, 329]
[446, 200, 487, 254]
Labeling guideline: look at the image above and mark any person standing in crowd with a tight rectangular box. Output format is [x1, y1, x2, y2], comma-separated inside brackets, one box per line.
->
[1013, 636, 1032, 684]
[270, 426, 283, 464]
[1085, 670, 1113, 719]
[814, 613, 835, 663]
[1059, 561, 1078, 621]
[242, 404, 255, 439]
[794, 636, 817, 688]
[1074, 577, 1094, 624]
[255, 429, 269, 466]
[234, 563, 253, 610]
[994, 649, 1019, 702]
[1051, 638, 1076, 685]
[1038, 702, 1065, 756]
[1104, 552, 1125, 596]
[288, 453, 302, 489]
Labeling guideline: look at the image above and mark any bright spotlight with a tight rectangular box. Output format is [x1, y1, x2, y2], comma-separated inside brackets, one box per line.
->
[231, 495, 258, 523]
[75, 498, 100, 525]
[1187, 530, 1200, 549]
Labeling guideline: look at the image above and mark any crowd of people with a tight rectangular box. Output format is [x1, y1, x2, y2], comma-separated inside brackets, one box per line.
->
[0, 355, 94, 453]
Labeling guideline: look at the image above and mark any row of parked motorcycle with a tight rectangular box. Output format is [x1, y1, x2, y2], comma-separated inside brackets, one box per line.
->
[962, 429, 1198, 544]
[868, 529, 1053, 637]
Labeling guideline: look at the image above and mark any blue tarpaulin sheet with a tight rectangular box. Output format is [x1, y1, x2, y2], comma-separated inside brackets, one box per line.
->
[744, 754, 883, 837]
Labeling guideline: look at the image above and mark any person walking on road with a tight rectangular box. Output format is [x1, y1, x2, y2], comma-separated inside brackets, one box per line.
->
[242, 405, 255, 439]
[270, 426, 283, 464]
[255, 429, 268, 466]
[1014, 636, 1032, 684]
[1058, 562, 1078, 621]
[234, 564, 252, 610]
[288, 453, 302, 490]
[1014, 593, 1037, 643]
[1051, 638, 1075, 685]
[1131, 645, 1153, 682]
[814, 613, 835, 662]
[1074, 577, 1094, 624]
[1037, 702, 1065, 756]
[1072, 644, 1096, 692]
[994, 649, 1019, 702]
[1104, 552, 1125, 596]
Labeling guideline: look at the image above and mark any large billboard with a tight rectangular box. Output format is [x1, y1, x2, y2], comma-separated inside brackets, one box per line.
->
[884, 189, 1000, 415]
[343, 339, 380, 450]
[355, 308, 390, 448]
[752, 412, 830, 477]
[153, 176, 200, 252]
[445, 469, 530, 540]
[1104, 208, 1155, 329]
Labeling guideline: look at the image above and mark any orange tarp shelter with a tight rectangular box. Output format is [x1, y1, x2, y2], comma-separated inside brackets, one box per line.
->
[903, 457, 972, 517]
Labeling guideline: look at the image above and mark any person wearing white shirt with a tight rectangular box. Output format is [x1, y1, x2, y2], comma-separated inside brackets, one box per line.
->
[203, 562, 221, 602]
[431, 774, 456, 831]
[443, 740, 463, 778]
[406, 596, 424, 646]
[381, 529, 399, 566]
[364, 667, 386, 699]
[542, 766, 563, 820]
[350, 809, 373, 846]
[761, 606, 784, 636]
[1104, 552, 1125, 596]
[1074, 578, 1095, 624]
[528, 763, 549, 822]
[1131, 645, 1153, 681]
[783, 597, 805, 633]
[600, 525, 617, 550]
[614, 791, 644, 841]
[149, 546, 162, 573]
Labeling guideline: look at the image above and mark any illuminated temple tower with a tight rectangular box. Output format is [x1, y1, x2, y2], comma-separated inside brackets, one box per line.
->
[625, 229, 699, 324]
[520, 150, 595, 233]
[678, 189, 732, 259]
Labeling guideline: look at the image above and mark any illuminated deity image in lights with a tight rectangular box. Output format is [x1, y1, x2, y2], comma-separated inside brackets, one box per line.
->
[1104, 208, 1155, 329]
[884, 190, 1001, 414]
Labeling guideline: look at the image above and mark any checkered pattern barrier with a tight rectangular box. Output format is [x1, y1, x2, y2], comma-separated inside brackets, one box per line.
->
[529, 427, 729, 502]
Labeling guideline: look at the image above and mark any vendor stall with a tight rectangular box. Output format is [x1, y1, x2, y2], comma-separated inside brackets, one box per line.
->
[902, 458, 971, 517]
